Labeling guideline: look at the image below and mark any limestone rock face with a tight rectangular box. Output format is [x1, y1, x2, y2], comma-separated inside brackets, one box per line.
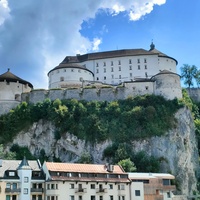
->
[9, 107, 199, 195]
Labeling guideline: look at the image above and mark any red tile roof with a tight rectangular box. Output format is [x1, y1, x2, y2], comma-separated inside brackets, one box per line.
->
[45, 162, 124, 174]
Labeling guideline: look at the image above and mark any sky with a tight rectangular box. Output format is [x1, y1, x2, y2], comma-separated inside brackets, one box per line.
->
[0, 0, 199, 89]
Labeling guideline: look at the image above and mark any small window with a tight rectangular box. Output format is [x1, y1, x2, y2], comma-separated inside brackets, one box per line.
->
[9, 172, 15, 176]
[144, 58, 147, 63]
[118, 60, 121, 65]
[99, 196, 103, 200]
[79, 196, 82, 200]
[104, 77, 106, 80]
[104, 68, 106, 73]
[138, 65, 140, 70]
[6, 82, 10, 85]
[97, 77, 99, 81]
[111, 61, 113, 66]
[104, 62, 106, 66]
[6, 183, 11, 188]
[51, 184, 55, 189]
[119, 66, 121, 71]
[110, 196, 113, 200]
[137, 59, 140, 63]
[135, 190, 140, 196]
[91, 184, 95, 189]
[130, 73, 132, 77]
[24, 188, 28, 194]
[109, 184, 113, 189]
[145, 86, 149, 90]
[111, 75, 114, 79]
[78, 69, 81, 73]
[91, 196, 95, 200]
[96, 63, 99, 67]
[57, 70, 59, 73]
[145, 65, 147, 69]
[111, 67, 114, 72]
[70, 184, 74, 189]
[119, 75, 121, 79]
[71, 196, 75, 200]
[63, 69, 66, 72]
[96, 69, 99, 73]
[129, 66, 132, 70]
[71, 69, 74, 72]
[129, 59, 132, 64]
[24, 177, 29, 183]
[60, 77, 64, 81]
[167, 192, 171, 198]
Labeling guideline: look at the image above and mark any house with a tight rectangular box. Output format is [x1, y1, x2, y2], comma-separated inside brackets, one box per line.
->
[0, 157, 45, 200]
[129, 173, 176, 200]
[42, 162, 131, 200]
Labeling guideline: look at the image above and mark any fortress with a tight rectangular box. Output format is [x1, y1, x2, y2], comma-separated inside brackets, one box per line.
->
[0, 43, 183, 114]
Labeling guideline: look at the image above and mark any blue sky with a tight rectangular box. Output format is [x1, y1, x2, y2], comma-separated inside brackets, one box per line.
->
[0, 0, 199, 89]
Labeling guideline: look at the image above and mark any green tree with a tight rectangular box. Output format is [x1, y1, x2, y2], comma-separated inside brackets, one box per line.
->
[118, 158, 136, 172]
[0, 144, 16, 159]
[180, 64, 198, 88]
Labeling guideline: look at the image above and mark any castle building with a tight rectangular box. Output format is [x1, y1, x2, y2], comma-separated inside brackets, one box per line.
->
[48, 42, 178, 88]
[47, 43, 182, 100]
[0, 158, 44, 200]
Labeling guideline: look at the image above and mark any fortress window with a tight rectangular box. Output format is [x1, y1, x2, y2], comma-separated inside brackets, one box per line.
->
[137, 59, 140, 63]
[145, 86, 149, 90]
[118, 60, 121, 65]
[104, 62, 106, 66]
[111, 67, 114, 72]
[6, 82, 10, 85]
[63, 69, 66, 72]
[138, 65, 140, 70]
[119, 66, 121, 71]
[133, 87, 136, 90]
[104, 76, 106, 80]
[96, 63, 99, 67]
[71, 69, 74, 72]
[144, 58, 147, 63]
[78, 69, 81, 73]
[129, 59, 132, 64]
[135, 190, 141, 196]
[60, 77, 64, 81]
[145, 65, 147, 69]
[129, 66, 132, 70]
[96, 77, 99, 80]
[119, 75, 121, 79]
[96, 69, 99, 73]
[130, 73, 132, 77]
[104, 68, 106, 73]
[112, 75, 114, 79]
[111, 61, 113, 66]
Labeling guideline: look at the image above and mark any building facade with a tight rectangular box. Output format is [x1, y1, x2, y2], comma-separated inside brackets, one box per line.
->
[42, 162, 131, 200]
[129, 173, 176, 200]
[0, 158, 45, 200]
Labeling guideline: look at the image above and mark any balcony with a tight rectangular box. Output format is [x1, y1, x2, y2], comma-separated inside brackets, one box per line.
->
[5, 188, 21, 193]
[75, 188, 87, 193]
[96, 188, 107, 193]
[31, 188, 44, 193]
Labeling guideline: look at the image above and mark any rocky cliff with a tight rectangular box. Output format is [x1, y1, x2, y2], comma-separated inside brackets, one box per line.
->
[7, 107, 199, 195]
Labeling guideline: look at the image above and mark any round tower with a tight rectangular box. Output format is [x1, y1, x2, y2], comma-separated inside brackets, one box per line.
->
[48, 62, 94, 89]
[151, 70, 182, 100]
[0, 69, 33, 115]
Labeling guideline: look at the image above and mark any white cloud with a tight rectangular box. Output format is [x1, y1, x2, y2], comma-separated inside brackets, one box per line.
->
[0, 0, 167, 89]
[92, 38, 102, 51]
[0, 0, 10, 25]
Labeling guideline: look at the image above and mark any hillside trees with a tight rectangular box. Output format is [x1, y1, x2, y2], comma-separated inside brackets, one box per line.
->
[181, 64, 200, 87]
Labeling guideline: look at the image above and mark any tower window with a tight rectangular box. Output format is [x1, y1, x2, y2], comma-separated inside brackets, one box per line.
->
[118, 60, 121, 65]
[129, 59, 132, 64]
[104, 68, 106, 73]
[129, 66, 132, 70]
[111, 61, 113, 66]
[96, 63, 99, 67]
[144, 58, 147, 63]
[138, 65, 140, 70]
[104, 62, 106, 66]
[137, 59, 140, 63]
[60, 77, 64, 81]
[119, 66, 121, 71]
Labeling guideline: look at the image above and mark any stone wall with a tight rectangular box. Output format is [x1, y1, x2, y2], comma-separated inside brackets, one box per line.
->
[0, 100, 20, 115]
